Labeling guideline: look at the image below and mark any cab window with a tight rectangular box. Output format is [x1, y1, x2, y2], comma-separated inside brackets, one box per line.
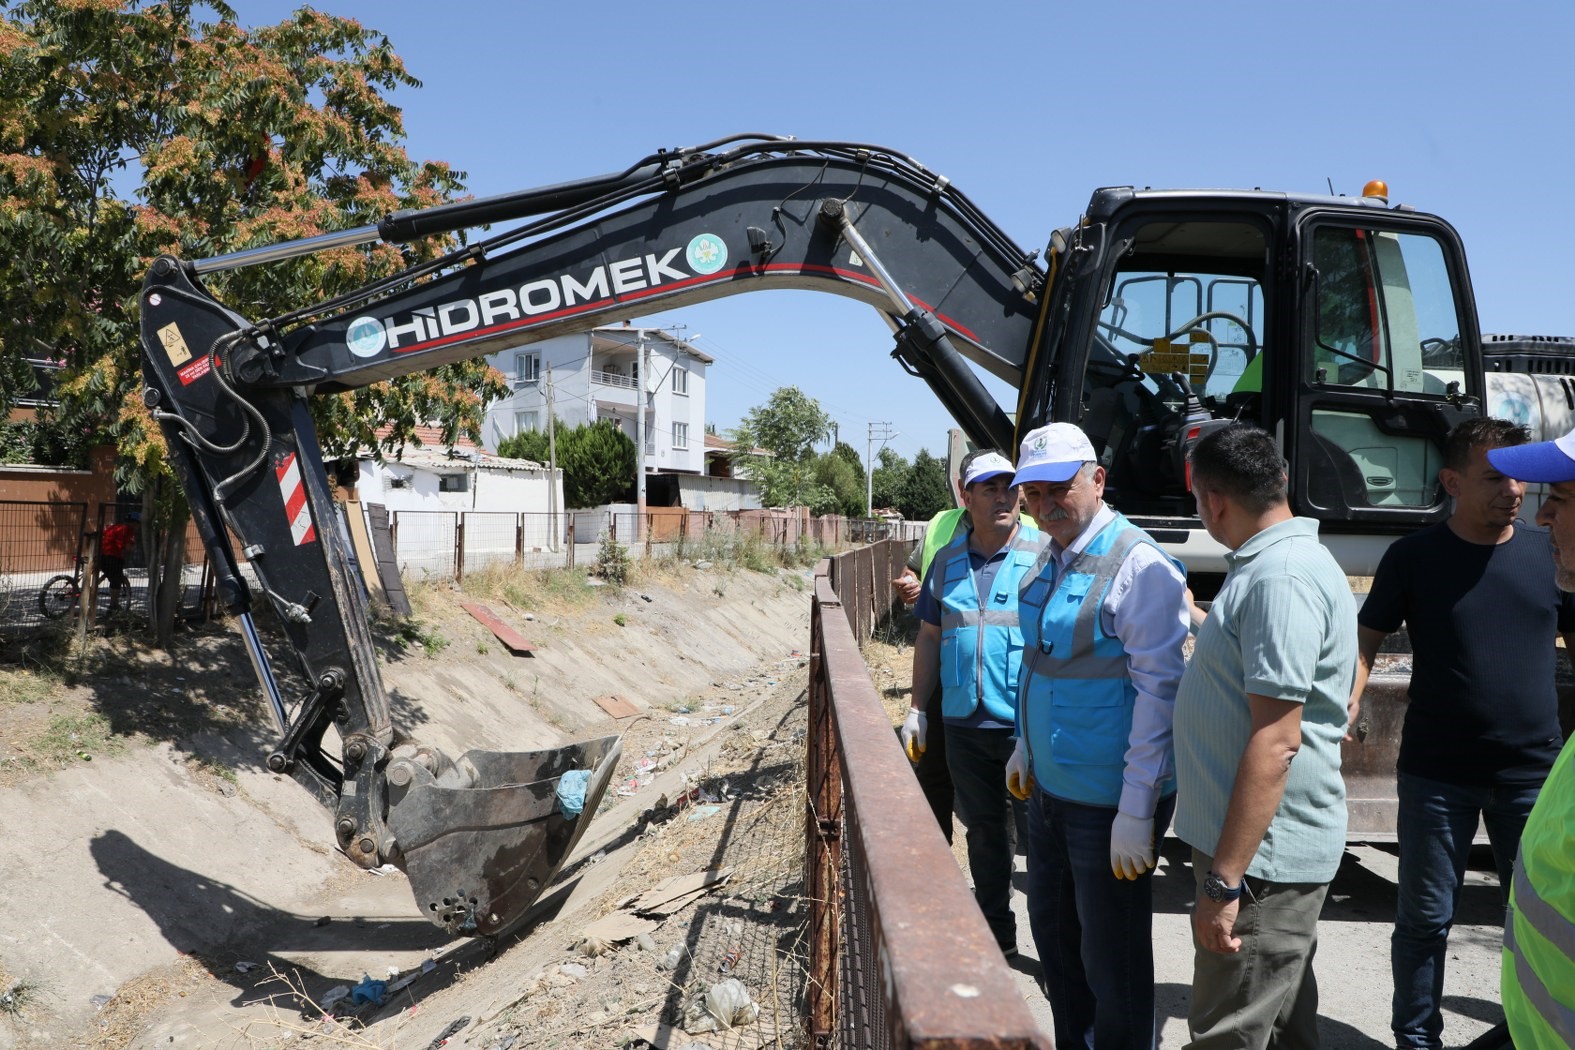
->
[1310, 227, 1465, 395]
[1304, 225, 1465, 510]
[1079, 220, 1267, 515]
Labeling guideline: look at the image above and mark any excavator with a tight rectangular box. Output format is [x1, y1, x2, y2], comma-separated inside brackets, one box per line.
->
[138, 133, 1575, 936]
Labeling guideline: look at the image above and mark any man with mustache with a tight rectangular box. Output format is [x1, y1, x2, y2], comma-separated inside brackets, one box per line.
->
[1005, 422, 1187, 1048]
[1353, 418, 1575, 1050]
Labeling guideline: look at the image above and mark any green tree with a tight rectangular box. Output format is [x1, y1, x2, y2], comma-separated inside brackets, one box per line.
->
[729, 386, 834, 509]
[495, 420, 557, 464]
[732, 386, 831, 463]
[811, 451, 866, 517]
[0, 1, 505, 638]
[557, 420, 635, 509]
[870, 446, 910, 513]
[497, 417, 632, 507]
[899, 448, 951, 521]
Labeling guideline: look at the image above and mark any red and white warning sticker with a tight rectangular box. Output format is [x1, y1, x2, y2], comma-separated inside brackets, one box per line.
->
[276, 452, 317, 546]
[177, 355, 211, 386]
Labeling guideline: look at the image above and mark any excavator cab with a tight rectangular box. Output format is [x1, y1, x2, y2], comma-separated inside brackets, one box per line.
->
[1034, 187, 1484, 575]
[1079, 218, 1270, 516]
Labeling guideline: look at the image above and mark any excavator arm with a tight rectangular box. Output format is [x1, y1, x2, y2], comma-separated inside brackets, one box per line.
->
[137, 135, 1047, 937]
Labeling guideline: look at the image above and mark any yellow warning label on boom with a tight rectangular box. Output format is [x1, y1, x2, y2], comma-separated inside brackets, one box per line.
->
[158, 323, 192, 367]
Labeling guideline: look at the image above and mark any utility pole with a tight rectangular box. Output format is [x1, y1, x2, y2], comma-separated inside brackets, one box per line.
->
[635, 332, 647, 545]
[546, 364, 558, 552]
[866, 422, 896, 519]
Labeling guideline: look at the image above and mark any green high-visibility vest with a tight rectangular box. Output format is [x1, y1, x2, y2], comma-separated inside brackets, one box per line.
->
[1503, 739, 1575, 1047]
[918, 508, 968, 579]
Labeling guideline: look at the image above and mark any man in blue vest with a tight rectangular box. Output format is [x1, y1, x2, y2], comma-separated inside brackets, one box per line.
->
[909, 449, 1042, 957]
[897, 450, 1038, 845]
[1004, 422, 1189, 1049]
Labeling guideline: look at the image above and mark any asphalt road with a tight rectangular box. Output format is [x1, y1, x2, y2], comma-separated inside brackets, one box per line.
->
[995, 836, 1508, 1048]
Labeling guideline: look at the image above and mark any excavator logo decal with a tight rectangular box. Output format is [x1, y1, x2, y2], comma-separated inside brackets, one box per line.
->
[275, 452, 317, 546]
[342, 245, 706, 359]
[686, 233, 726, 275]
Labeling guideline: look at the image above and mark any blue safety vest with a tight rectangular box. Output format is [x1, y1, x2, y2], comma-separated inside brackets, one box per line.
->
[1017, 514, 1179, 806]
[934, 524, 1042, 723]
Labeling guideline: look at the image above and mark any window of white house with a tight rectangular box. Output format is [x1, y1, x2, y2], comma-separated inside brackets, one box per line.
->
[673, 421, 689, 449]
[438, 473, 470, 493]
[515, 410, 539, 434]
[515, 352, 540, 384]
[672, 366, 689, 395]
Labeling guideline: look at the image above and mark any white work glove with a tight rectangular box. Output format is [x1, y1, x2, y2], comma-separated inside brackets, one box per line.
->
[1005, 736, 1033, 801]
[1110, 811, 1156, 880]
[900, 708, 927, 762]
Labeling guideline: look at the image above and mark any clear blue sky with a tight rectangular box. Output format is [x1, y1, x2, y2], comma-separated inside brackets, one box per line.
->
[242, 0, 1575, 463]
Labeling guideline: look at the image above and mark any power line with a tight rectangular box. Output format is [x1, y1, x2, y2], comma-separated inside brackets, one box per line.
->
[867, 422, 897, 514]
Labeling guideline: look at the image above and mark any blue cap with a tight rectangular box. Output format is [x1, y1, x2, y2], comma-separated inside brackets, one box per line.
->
[1486, 428, 1575, 483]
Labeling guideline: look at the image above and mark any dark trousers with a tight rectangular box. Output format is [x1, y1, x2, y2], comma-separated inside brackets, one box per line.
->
[1028, 788, 1175, 1050]
[911, 682, 954, 844]
[946, 725, 1027, 950]
[1391, 771, 1540, 1049]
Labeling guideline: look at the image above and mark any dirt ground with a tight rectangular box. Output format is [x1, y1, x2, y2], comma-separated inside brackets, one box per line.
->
[0, 555, 821, 1050]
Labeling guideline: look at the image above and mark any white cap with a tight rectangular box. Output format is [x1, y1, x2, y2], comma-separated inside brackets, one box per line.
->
[961, 451, 1016, 488]
[1012, 423, 1096, 485]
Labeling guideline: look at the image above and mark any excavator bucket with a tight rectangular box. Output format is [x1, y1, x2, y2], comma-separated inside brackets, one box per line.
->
[385, 734, 622, 936]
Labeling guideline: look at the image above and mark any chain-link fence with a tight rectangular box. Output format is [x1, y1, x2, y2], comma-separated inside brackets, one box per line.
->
[805, 542, 1048, 1048]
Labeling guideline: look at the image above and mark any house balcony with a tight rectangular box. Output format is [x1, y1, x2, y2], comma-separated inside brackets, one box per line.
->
[591, 369, 637, 390]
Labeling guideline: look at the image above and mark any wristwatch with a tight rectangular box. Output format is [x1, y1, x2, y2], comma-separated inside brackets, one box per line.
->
[1203, 870, 1243, 903]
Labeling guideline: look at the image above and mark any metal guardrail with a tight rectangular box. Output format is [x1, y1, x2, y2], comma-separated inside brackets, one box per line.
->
[805, 539, 1048, 1049]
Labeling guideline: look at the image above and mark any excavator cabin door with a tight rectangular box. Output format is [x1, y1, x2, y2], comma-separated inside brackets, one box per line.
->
[1287, 212, 1482, 533]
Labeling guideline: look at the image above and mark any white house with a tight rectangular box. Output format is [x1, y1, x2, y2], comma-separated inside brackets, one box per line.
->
[356, 425, 562, 515]
[481, 324, 713, 477]
[353, 425, 566, 578]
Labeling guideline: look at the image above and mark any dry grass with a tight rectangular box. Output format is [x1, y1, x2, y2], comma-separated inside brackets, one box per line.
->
[860, 635, 916, 728]
[0, 968, 37, 1018]
[0, 665, 59, 706]
[448, 563, 601, 617]
[85, 957, 216, 1049]
[860, 621, 970, 871]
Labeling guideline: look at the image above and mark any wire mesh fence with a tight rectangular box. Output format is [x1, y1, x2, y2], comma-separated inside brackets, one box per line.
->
[0, 497, 931, 633]
[0, 501, 216, 636]
[385, 508, 926, 582]
[0, 500, 89, 630]
[806, 541, 1048, 1049]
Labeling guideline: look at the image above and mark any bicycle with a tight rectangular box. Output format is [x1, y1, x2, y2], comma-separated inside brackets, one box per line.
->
[38, 555, 86, 619]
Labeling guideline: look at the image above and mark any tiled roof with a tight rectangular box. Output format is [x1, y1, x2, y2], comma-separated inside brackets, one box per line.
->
[372, 422, 483, 453]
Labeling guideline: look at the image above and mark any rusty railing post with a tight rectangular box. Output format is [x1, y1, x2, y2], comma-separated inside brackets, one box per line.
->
[806, 572, 843, 1044]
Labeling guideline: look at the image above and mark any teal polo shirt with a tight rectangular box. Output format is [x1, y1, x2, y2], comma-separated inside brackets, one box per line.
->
[1173, 516, 1356, 883]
